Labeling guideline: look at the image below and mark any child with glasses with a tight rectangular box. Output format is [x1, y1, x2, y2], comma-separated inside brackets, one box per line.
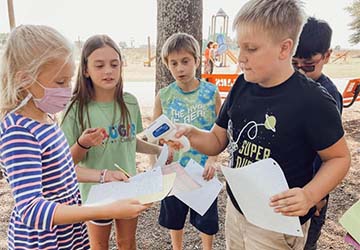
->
[293, 17, 343, 250]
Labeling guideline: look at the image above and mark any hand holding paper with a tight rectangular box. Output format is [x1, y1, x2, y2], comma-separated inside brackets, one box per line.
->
[270, 187, 316, 217]
[221, 158, 303, 237]
[105, 199, 151, 219]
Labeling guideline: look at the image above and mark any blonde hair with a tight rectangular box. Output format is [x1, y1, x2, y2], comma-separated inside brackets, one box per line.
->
[233, 0, 305, 52]
[161, 32, 200, 66]
[0, 25, 73, 119]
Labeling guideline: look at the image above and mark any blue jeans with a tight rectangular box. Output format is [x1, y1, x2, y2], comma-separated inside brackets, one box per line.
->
[304, 199, 328, 250]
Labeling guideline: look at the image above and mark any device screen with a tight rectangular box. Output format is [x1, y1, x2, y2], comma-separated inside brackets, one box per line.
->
[153, 123, 170, 137]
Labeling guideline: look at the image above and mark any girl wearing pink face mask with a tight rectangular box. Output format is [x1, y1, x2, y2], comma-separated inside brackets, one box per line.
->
[0, 25, 150, 250]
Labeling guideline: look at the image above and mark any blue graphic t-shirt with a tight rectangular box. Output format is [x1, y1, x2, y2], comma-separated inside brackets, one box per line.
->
[159, 80, 218, 167]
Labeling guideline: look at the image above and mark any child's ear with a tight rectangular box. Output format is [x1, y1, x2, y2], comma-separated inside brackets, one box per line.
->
[279, 38, 293, 60]
[323, 49, 332, 64]
[83, 68, 89, 78]
[15, 71, 32, 89]
[195, 57, 201, 68]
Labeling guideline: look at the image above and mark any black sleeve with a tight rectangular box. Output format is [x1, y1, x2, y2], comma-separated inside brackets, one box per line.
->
[304, 86, 344, 151]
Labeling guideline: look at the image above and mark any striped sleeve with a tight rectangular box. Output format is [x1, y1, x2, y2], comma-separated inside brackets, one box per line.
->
[0, 125, 58, 231]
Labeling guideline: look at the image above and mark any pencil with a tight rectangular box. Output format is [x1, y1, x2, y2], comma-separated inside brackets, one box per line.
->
[114, 163, 131, 178]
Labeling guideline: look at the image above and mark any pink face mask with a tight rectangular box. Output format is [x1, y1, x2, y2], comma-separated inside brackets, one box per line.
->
[33, 81, 72, 114]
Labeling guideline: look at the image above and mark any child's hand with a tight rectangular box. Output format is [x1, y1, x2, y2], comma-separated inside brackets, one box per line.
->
[269, 187, 316, 216]
[107, 199, 151, 219]
[106, 170, 129, 182]
[78, 128, 106, 148]
[202, 162, 216, 181]
[160, 139, 183, 151]
[314, 199, 327, 216]
[174, 123, 194, 139]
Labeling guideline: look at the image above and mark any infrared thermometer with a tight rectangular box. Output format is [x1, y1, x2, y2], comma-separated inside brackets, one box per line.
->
[144, 114, 190, 152]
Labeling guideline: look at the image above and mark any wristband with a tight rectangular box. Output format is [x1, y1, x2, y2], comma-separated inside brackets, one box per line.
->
[99, 169, 108, 184]
[77, 138, 91, 150]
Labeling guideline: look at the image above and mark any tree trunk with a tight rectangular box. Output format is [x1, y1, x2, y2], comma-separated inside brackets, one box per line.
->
[156, 0, 203, 94]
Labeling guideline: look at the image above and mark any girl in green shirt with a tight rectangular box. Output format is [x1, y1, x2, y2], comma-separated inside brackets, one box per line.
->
[61, 34, 162, 250]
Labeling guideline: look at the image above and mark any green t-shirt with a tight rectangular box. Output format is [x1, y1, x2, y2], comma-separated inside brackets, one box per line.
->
[159, 80, 218, 167]
[61, 92, 143, 202]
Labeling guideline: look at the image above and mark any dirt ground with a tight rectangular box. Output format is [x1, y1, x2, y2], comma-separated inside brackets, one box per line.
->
[0, 50, 359, 249]
[1, 103, 359, 250]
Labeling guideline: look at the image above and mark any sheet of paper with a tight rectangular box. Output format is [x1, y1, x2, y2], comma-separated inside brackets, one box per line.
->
[154, 144, 169, 168]
[175, 159, 223, 216]
[85, 167, 164, 206]
[344, 233, 360, 250]
[340, 199, 360, 244]
[137, 173, 176, 204]
[129, 166, 163, 192]
[161, 162, 201, 195]
[222, 158, 303, 237]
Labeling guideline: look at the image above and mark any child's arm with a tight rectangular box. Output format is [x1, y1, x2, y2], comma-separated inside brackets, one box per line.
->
[202, 90, 222, 180]
[176, 123, 228, 156]
[53, 199, 150, 225]
[136, 137, 162, 155]
[152, 93, 163, 121]
[270, 136, 350, 216]
[75, 165, 128, 183]
[149, 93, 164, 165]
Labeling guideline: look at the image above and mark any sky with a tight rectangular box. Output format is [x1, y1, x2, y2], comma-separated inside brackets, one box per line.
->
[0, 0, 358, 49]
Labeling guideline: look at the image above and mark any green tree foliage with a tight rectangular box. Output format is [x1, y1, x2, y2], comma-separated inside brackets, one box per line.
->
[346, 0, 360, 45]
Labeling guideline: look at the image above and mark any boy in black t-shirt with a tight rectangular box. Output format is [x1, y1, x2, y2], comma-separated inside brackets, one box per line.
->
[293, 17, 343, 250]
[176, 0, 350, 249]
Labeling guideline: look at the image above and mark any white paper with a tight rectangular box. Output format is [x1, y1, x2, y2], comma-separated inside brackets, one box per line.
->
[154, 144, 169, 168]
[86, 167, 164, 206]
[136, 173, 176, 204]
[176, 159, 223, 216]
[221, 158, 303, 237]
[161, 162, 201, 196]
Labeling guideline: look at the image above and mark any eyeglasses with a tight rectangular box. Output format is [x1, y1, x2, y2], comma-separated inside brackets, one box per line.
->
[292, 55, 324, 73]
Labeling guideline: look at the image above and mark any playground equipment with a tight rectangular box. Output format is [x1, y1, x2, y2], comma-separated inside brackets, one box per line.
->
[144, 36, 155, 67]
[331, 50, 349, 63]
[215, 33, 238, 65]
[342, 78, 360, 108]
[202, 73, 239, 98]
[208, 8, 238, 67]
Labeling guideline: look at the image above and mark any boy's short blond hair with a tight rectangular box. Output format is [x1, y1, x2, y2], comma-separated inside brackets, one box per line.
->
[161, 33, 200, 66]
[233, 0, 305, 52]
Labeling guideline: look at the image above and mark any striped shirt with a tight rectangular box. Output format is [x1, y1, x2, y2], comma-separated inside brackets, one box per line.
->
[0, 113, 89, 250]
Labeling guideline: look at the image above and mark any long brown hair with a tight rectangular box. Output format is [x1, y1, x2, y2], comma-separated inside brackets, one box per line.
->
[62, 34, 130, 132]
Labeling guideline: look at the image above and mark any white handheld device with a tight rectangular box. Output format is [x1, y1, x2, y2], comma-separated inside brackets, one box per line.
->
[144, 114, 190, 152]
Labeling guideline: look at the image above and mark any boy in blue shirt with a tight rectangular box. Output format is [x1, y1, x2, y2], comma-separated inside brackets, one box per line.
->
[292, 17, 343, 250]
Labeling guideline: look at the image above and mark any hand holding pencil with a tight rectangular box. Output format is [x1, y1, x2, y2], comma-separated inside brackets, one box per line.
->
[114, 163, 131, 178]
[102, 164, 130, 182]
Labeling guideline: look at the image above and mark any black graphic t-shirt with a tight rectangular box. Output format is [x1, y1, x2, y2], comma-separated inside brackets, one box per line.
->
[216, 71, 344, 224]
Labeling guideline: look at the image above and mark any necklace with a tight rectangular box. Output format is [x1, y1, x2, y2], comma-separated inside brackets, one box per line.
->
[94, 101, 119, 126]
